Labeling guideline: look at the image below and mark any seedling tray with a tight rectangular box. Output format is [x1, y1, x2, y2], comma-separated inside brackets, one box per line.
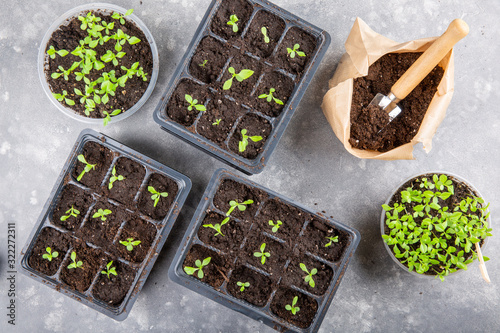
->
[153, 0, 331, 174]
[20, 128, 191, 320]
[169, 169, 360, 332]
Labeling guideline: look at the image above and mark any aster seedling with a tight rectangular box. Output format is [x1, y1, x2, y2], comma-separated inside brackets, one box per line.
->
[212, 118, 221, 126]
[184, 257, 211, 279]
[287, 44, 305, 58]
[42, 247, 59, 262]
[93, 208, 112, 221]
[103, 109, 122, 126]
[227, 14, 239, 32]
[203, 216, 230, 237]
[101, 260, 117, 279]
[238, 129, 263, 152]
[120, 238, 141, 252]
[199, 59, 208, 67]
[258, 88, 283, 105]
[108, 166, 125, 189]
[253, 243, 271, 265]
[324, 236, 338, 247]
[185, 94, 206, 112]
[112, 9, 134, 25]
[76, 154, 96, 181]
[61, 206, 80, 222]
[285, 296, 300, 315]
[226, 199, 254, 216]
[237, 281, 250, 292]
[261, 26, 270, 43]
[52, 90, 75, 106]
[223, 67, 254, 90]
[148, 186, 168, 207]
[67, 251, 83, 269]
[47, 46, 69, 59]
[300, 263, 317, 288]
[269, 220, 282, 233]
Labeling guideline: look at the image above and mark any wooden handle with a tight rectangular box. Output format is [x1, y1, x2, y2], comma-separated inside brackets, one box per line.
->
[391, 19, 469, 101]
[475, 243, 491, 283]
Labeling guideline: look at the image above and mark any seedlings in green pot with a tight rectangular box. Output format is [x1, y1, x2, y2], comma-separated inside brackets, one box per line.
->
[203, 216, 230, 237]
[253, 243, 270, 265]
[285, 296, 300, 315]
[212, 118, 221, 126]
[258, 88, 284, 105]
[108, 166, 125, 189]
[226, 14, 239, 33]
[52, 90, 75, 106]
[120, 238, 141, 252]
[226, 199, 254, 216]
[287, 44, 305, 58]
[76, 154, 96, 181]
[261, 27, 270, 43]
[185, 94, 206, 112]
[93, 208, 112, 221]
[42, 247, 59, 262]
[103, 109, 122, 126]
[60, 205, 80, 222]
[238, 129, 262, 153]
[299, 263, 317, 288]
[199, 59, 208, 67]
[47, 46, 69, 59]
[101, 260, 117, 279]
[237, 281, 250, 292]
[184, 257, 211, 279]
[67, 251, 83, 269]
[148, 186, 168, 207]
[223, 67, 254, 90]
[268, 220, 282, 233]
[324, 236, 338, 247]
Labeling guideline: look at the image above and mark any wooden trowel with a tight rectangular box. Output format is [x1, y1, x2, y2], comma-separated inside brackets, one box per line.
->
[369, 19, 469, 126]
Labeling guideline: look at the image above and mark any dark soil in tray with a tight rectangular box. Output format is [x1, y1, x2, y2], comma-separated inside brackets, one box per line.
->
[92, 259, 137, 306]
[72, 141, 114, 189]
[116, 218, 157, 263]
[166, 79, 209, 127]
[213, 179, 266, 221]
[254, 197, 305, 242]
[189, 37, 229, 84]
[270, 287, 318, 329]
[284, 255, 333, 296]
[349, 52, 445, 152]
[105, 157, 146, 204]
[183, 244, 229, 289]
[300, 218, 350, 262]
[28, 227, 71, 276]
[220, 54, 263, 102]
[228, 113, 272, 159]
[253, 71, 295, 117]
[45, 10, 153, 118]
[210, 0, 253, 40]
[51, 184, 93, 231]
[244, 10, 286, 59]
[60, 241, 104, 292]
[197, 212, 248, 255]
[138, 173, 179, 220]
[227, 265, 273, 307]
[242, 232, 288, 275]
[275, 27, 317, 76]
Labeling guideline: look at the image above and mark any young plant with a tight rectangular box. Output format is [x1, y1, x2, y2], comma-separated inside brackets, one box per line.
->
[101, 49, 126, 66]
[148, 186, 168, 207]
[261, 26, 270, 43]
[76, 154, 96, 181]
[203, 216, 230, 237]
[67, 251, 83, 269]
[103, 109, 122, 126]
[223, 67, 254, 90]
[237, 281, 250, 292]
[112, 9, 134, 25]
[258, 88, 284, 105]
[185, 94, 206, 112]
[52, 90, 75, 105]
[119, 238, 141, 251]
[300, 263, 317, 288]
[199, 59, 208, 67]
[184, 257, 211, 279]
[324, 236, 339, 247]
[269, 220, 282, 233]
[42, 247, 59, 262]
[253, 243, 271, 265]
[101, 260, 117, 279]
[226, 14, 239, 33]
[60, 205, 80, 222]
[287, 44, 306, 58]
[285, 296, 300, 315]
[226, 199, 254, 216]
[47, 46, 69, 59]
[93, 208, 112, 221]
[212, 118, 221, 126]
[108, 166, 125, 189]
[238, 129, 263, 153]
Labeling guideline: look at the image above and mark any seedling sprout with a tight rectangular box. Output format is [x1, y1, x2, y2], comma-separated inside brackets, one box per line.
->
[52, 90, 75, 106]
[300, 263, 317, 288]
[185, 94, 206, 112]
[253, 243, 270, 265]
[184, 257, 211, 279]
[223, 67, 254, 90]
[108, 166, 125, 189]
[212, 118, 221, 126]
[238, 129, 263, 152]
[112, 9, 134, 25]
[42, 247, 59, 262]
[237, 281, 250, 292]
[148, 186, 168, 208]
[203, 216, 230, 237]
[60, 205, 80, 222]
[199, 59, 208, 67]
[325, 236, 339, 247]
[47, 46, 68, 59]
[287, 44, 306, 58]
[119, 238, 141, 251]
[226, 199, 254, 216]
[261, 27, 270, 43]
[101, 260, 117, 279]
[93, 208, 112, 221]
[269, 220, 282, 233]
[76, 154, 96, 181]
[226, 14, 239, 33]
[67, 251, 83, 269]
[103, 109, 122, 126]
[258, 88, 284, 105]
[285, 296, 300, 315]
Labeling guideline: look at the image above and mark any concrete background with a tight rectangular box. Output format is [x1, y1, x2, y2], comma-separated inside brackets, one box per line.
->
[1, 0, 499, 332]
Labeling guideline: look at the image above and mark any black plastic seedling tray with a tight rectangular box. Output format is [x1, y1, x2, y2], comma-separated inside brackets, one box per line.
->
[20, 129, 191, 320]
[169, 169, 360, 332]
[153, 0, 331, 174]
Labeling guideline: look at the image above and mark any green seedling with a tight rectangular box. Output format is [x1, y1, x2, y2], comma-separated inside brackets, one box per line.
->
[185, 94, 206, 112]
[103, 109, 122, 126]
[238, 128, 262, 152]
[223, 67, 254, 90]
[42, 247, 59, 262]
[101, 260, 117, 279]
[52, 90, 75, 105]
[237, 281, 250, 292]
[101, 20, 115, 35]
[261, 26, 270, 43]
[212, 118, 221, 126]
[300, 263, 317, 288]
[101, 49, 126, 66]
[76, 154, 96, 181]
[203, 216, 230, 237]
[112, 9, 134, 25]
[199, 59, 208, 67]
[108, 166, 125, 189]
[325, 236, 339, 247]
[268, 220, 282, 233]
[258, 88, 284, 105]
[287, 44, 306, 58]
[184, 257, 211, 279]
[78, 12, 101, 30]
[285, 296, 300, 315]
[67, 251, 83, 269]
[93, 208, 112, 221]
[119, 238, 141, 252]
[148, 186, 168, 208]
[61, 205, 80, 222]
[253, 243, 270, 265]
[47, 46, 69, 59]
[226, 199, 254, 216]
[227, 14, 239, 32]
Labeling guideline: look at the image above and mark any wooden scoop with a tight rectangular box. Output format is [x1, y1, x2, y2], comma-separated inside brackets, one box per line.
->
[369, 19, 469, 124]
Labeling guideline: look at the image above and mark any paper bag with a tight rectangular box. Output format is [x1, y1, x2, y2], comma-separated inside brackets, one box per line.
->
[321, 17, 454, 160]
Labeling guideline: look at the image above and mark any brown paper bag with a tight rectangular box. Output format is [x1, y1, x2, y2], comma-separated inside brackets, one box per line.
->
[321, 17, 454, 160]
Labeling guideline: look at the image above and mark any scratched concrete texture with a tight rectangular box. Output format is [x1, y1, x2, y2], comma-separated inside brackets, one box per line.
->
[0, 0, 499, 332]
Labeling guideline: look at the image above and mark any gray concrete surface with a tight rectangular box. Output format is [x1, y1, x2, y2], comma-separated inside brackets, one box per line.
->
[1, 0, 499, 332]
